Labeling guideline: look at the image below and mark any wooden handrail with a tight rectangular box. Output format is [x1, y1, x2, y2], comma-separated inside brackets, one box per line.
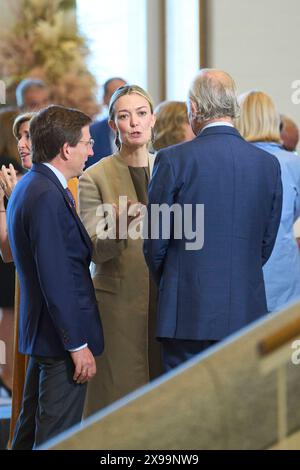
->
[257, 318, 300, 356]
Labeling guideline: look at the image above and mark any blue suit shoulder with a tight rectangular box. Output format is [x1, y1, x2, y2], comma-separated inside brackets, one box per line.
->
[90, 117, 110, 134]
[247, 143, 282, 171]
[87, 118, 112, 168]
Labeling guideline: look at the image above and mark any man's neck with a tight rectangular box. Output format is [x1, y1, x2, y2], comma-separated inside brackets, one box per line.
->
[46, 160, 70, 182]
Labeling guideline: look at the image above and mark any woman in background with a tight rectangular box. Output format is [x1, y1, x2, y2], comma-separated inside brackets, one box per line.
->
[0, 157, 25, 397]
[79, 85, 162, 416]
[0, 113, 33, 399]
[236, 90, 300, 312]
[152, 100, 194, 151]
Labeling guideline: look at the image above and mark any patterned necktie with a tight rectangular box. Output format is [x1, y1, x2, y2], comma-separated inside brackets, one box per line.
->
[65, 187, 76, 210]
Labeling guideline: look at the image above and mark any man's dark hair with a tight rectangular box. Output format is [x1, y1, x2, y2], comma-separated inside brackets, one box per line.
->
[30, 105, 92, 163]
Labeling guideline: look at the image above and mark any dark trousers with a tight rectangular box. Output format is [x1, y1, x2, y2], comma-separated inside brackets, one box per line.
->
[11, 354, 87, 450]
[161, 339, 218, 372]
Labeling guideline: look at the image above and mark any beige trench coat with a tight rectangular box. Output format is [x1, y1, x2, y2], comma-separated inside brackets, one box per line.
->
[79, 153, 155, 416]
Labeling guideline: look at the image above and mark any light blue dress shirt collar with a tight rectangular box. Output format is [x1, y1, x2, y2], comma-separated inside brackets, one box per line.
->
[42, 162, 67, 189]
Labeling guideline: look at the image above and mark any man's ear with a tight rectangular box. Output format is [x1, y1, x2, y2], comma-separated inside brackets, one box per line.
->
[189, 99, 198, 118]
[108, 119, 116, 132]
[60, 142, 70, 161]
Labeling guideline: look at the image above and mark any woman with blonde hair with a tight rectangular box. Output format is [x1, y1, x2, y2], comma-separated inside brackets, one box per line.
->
[236, 90, 300, 311]
[79, 85, 162, 415]
[153, 100, 194, 151]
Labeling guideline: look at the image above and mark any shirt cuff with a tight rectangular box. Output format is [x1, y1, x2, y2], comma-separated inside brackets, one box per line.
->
[68, 343, 88, 352]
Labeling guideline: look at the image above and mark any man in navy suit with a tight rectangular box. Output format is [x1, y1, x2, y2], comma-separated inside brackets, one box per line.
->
[7, 105, 104, 449]
[86, 77, 127, 168]
[144, 69, 282, 371]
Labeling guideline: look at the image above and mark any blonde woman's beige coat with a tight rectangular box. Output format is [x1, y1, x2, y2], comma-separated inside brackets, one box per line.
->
[79, 153, 155, 416]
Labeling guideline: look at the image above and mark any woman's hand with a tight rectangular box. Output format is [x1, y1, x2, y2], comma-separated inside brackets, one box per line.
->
[113, 199, 144, 240]
[0, 164, 18, 199]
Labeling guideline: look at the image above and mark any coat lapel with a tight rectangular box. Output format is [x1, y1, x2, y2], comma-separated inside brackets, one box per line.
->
[112, 152, 156, 200]
[113, 154, 139, 202]
[148, 153, 155, 177]
[32, 164, 93, 254]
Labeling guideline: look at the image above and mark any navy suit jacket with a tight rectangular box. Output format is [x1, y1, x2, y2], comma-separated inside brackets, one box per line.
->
[7, 164, 104, 357]
[144, 126, 283, 341]
[86, 118, 112, 168]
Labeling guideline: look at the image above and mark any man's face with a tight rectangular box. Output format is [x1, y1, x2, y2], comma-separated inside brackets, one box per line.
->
[104, 79, 127, 106]
[69, 125, 94, 177]
[23, 87, 50, 111]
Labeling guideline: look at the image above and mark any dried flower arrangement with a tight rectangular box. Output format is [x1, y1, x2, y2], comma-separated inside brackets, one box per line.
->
[0, 0, 99, 117]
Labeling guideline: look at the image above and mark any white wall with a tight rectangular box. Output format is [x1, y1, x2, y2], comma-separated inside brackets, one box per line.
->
[206, 0, 300, 128]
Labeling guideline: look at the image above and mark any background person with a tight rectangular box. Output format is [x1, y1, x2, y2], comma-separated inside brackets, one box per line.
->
[87, 77, 127, 168]
[237, 91, 300, 312]
[152, 100, 195, 151]
[0, 157, 26, 397]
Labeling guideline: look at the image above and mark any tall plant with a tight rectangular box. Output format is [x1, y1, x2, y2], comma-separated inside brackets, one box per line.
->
[0, 0, 99, 116]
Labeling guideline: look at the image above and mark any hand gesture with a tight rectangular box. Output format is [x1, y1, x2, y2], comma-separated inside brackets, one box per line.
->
[0, 164, 18, 199]
[113, 199, 144, 239]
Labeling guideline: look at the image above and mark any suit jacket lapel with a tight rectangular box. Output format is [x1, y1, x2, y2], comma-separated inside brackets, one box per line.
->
[32, 164, 93, 254]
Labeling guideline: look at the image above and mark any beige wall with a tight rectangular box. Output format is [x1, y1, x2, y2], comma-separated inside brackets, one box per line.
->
[206, 0, 300, 128]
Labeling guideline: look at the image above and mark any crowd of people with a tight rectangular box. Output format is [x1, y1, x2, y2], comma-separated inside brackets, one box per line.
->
[0, 68, 299, 449]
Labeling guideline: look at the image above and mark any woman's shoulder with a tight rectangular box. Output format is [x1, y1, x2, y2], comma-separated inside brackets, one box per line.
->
[84, 153, 118, 174]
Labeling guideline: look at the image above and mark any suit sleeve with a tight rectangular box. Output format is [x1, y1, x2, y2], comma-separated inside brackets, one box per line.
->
[143, 151, 177, 285]
[28, 190, 88, 350]
[262, 161, 283, 265]
[79, 170, 127, 264]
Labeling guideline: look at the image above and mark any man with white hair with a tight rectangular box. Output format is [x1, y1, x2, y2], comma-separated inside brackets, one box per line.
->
[144, 68, 283, 371]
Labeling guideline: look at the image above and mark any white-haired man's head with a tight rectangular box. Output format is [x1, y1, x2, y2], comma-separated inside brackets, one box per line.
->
[187, 68, 239, 134]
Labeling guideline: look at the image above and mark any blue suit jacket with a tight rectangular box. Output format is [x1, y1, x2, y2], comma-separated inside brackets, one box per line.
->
[7, 164, 104, 357]
[144, 126, 283, 341]
[86, 118, 112, 168]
